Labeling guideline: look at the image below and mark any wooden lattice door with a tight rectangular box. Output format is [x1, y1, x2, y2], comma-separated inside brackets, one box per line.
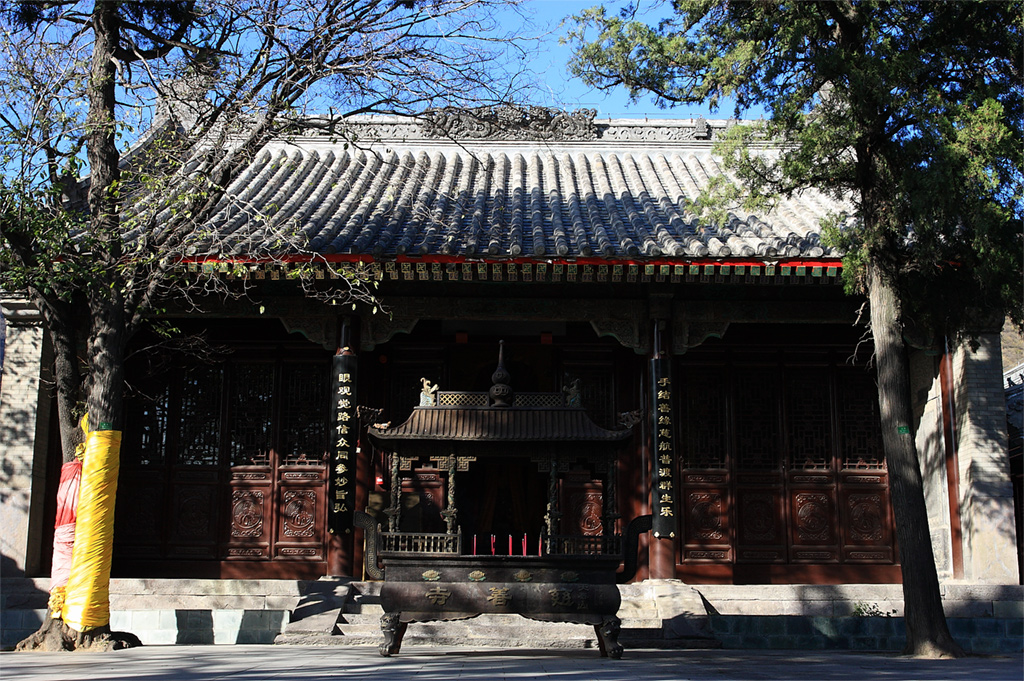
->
[678, 349, 896, 577]
[224, 361, 330, 563]
[116, 354, 331, 577]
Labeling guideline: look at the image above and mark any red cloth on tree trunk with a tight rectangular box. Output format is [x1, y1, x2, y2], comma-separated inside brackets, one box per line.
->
[50, 460, 82, 588]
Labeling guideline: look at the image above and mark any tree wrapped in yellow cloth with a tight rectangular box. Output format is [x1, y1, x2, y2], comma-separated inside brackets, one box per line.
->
[60, 424, 120, 632]
[16, 417, 139, 651]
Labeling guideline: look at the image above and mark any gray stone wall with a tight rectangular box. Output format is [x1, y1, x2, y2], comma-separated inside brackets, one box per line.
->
[699, 583, 1023, 653]
[0, 297, 50, 578]
[953, 333, 1020, 582]
[910, 350, 953, 578]
[709, 615, 1022, 653]
[693, 583, 1023, 618]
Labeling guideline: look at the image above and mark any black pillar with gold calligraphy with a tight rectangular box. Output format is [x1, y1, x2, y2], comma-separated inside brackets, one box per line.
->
[329, 349, 358, 538]
[650, 334, 676, 540]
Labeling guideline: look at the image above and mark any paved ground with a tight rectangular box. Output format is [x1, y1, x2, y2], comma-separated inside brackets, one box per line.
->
[2, 645, 1022, 681]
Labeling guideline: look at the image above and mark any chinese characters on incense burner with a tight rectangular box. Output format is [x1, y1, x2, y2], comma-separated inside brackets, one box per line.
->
[412, 570, 602, 613]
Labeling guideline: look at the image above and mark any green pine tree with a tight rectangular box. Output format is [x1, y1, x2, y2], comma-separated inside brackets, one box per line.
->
[568, 0, 1022, 658]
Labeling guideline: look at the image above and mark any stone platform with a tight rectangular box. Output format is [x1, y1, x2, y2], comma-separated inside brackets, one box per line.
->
[2, 578, 1020, 653]
[277, 578, 718, 651]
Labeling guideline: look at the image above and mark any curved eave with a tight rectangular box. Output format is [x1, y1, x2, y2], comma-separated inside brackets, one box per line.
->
[368, 407, 633, 445]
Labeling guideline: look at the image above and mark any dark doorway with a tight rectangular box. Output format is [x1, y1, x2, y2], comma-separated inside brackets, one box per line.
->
[458, 458, 547, 555]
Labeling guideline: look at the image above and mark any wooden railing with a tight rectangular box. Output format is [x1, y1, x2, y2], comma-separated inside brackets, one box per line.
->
[378, 530, 621, 558]
[380, 531, 461, 555]
[545, 534, 622, 557]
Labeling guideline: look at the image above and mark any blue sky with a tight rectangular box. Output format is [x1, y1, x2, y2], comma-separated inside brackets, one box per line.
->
[518, 1, 743, 120]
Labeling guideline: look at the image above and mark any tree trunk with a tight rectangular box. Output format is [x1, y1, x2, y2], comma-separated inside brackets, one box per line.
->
[82, 0, 125, 433]
[48, 0, 131, 646]
[36, 296, 84, 462]
[16, 618, 140, 652]
[14, 294, 90, 652]
[867, 261, 963, 658]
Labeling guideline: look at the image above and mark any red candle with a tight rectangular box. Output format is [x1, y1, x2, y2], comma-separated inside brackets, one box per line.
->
[491, 534, 495, 555]
[522, 534, 527, 556]
[473, 535, 477, 555]
[509, 535, 512, 555]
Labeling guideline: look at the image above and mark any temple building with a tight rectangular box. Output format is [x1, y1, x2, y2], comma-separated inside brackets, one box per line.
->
[1, 110, 1019, 649]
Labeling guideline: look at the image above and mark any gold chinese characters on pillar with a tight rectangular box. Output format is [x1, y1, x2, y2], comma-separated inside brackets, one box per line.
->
[329, 353, 358, 534]
[650, 358, 676, 538]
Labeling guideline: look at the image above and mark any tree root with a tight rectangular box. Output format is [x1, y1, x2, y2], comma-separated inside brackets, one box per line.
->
[902, 633, 965, 659]
[15, 617, 142, 652]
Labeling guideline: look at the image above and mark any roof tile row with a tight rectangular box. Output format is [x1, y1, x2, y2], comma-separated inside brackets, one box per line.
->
[198, 123, 843, 262]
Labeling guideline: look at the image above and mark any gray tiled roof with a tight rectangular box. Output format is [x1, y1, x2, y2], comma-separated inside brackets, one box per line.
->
[203, 115, 844, 262]
[369, 405, 632, 443]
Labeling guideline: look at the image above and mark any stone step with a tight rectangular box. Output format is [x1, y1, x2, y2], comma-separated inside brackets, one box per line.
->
[285, 613, 605, 649]
[343, 581, 382, 614]
[340, 610, 662, 627]
[616, 601, 662, 616]
[343, 600, 382, 615]
[343, 603, 384, 616]
[281, 616, 720, 650]
[320, 580, 717, 650]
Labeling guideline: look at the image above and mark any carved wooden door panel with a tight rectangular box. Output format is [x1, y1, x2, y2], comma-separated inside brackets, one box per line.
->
[835, 367, 894, 563]
[733, 365, 787, 564]
[224, 361, 329, 563]
[678, 351, 896, 575]
[117, 353, 329, 575]
[224, 362, 276, 560]
[680, 365, 731, 562]
[786, 367, 841, 563]
[169, 364, 226, 561]
[273, 362, 330, 561]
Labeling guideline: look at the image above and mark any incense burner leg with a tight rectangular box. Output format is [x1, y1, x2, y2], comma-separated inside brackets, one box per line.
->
[595, 615, 623, 659]
[379, 611, 407, 657]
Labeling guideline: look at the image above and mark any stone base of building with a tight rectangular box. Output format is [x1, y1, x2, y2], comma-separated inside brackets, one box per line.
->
[3, 578, 1020, 653]
[709, 614, 1022, 654]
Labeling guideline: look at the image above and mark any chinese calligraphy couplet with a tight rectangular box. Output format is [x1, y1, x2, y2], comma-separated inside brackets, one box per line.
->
[650, 356, 676, 538]
[329, 353, 358, 535]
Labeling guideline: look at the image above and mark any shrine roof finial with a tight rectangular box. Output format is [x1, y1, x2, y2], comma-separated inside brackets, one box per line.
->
[489, 340, 513, 408]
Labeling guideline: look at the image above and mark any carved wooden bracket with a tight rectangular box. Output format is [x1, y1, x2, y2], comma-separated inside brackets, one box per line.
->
[341, 296, 860, 354]
[673, 316, 731, 354]
[280, 316, 337, 350]
[360, 316, 420, 351]
[589, 318, 648, 354]
[359, 297, 650, 353]
[671, 300, 858, 354]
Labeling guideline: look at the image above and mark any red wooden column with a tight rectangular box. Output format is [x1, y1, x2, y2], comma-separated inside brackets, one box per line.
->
[649, 319, 678, 579]
[938, 347, 965, 579]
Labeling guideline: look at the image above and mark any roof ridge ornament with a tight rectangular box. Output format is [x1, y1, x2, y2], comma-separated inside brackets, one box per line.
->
[563, 378, 582, 408]
[488, 340, 514, 408]
[423, 105, 598, 141]
[419, 378, 439, 406]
